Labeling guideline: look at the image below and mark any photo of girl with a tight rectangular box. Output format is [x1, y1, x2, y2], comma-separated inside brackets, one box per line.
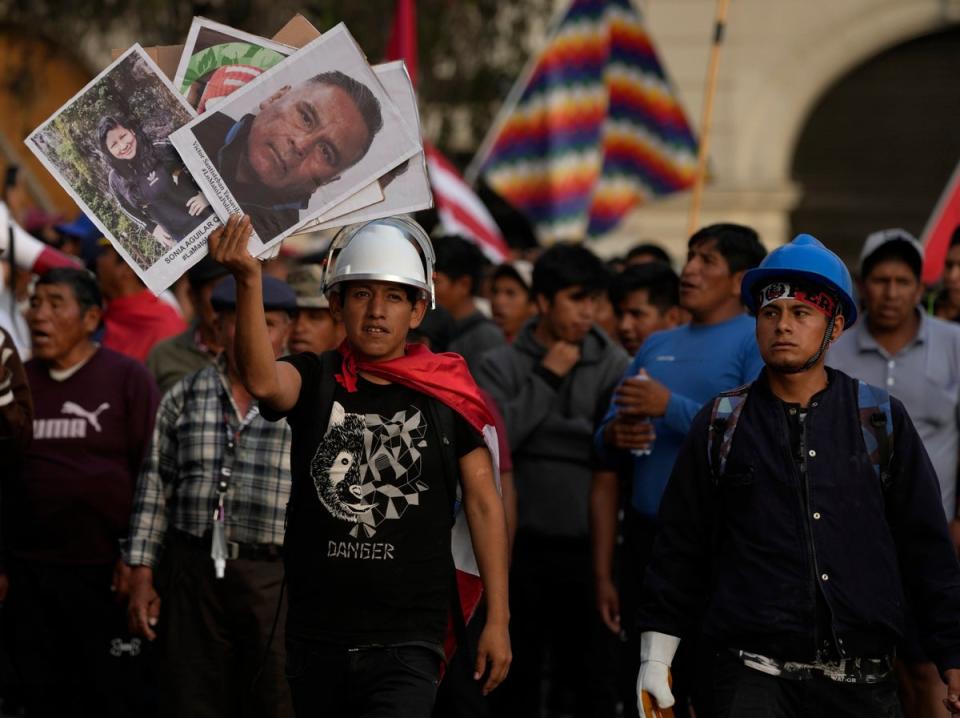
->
[28, 46, 223, 295]
[98, 115, 214, 250]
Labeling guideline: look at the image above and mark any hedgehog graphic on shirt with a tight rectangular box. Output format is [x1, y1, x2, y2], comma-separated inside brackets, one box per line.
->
[311, 401, 430, 538]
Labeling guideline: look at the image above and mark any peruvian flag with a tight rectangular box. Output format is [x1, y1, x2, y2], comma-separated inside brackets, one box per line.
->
[336, 341, 501, 661]
[922, 159, 960, 285]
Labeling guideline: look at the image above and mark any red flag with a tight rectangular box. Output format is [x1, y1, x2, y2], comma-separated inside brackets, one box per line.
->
[922, 160, 960, 285]
[334, 340, 500, 661]
[384, 0, 510, 261]
[386, 0, 418, 87]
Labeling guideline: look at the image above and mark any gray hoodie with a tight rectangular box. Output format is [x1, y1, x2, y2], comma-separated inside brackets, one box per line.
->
[477, 321, 628, 538]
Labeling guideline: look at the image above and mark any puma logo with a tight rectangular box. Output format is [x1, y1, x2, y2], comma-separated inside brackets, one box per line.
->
[61, 401, 110, 432]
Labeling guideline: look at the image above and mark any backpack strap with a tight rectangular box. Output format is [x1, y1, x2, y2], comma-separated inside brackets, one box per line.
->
[856, 380, 894, 490]
[707, 384, 751, 481]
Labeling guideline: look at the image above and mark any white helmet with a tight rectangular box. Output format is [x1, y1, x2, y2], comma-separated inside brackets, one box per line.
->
[322, 216, 436, 307]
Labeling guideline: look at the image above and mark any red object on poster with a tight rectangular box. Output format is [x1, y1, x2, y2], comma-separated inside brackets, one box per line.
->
[921, 160, 960, 285]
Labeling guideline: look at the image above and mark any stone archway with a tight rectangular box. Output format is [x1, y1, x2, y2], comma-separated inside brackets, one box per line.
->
[789, 26, 960, 267]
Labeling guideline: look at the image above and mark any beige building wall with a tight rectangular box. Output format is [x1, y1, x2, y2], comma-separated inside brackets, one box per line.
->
[591, 0, 960, 260]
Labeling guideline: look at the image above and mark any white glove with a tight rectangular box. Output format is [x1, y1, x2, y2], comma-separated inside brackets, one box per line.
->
[636, 631, 681, 718]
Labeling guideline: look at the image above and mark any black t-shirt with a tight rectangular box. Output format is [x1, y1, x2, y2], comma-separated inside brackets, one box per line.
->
[273, 352, 485, 646]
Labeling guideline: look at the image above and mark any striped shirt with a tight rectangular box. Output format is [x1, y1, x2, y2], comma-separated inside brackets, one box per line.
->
[126, 359, 292, 567]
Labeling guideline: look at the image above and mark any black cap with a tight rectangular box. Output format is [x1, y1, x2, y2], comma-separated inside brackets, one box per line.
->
[211, 275, 297, 314]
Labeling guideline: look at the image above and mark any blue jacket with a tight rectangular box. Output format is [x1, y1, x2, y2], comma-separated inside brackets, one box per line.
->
[638, 367, 960, 674]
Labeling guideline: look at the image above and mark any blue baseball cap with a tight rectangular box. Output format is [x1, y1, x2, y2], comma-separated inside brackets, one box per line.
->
[211, 275, 297, 314]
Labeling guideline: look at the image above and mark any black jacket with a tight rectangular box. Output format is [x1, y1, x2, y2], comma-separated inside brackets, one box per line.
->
[638, 367, 960, 674]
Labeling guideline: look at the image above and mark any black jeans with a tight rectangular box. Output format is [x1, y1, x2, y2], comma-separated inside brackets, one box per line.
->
[620, 512, 709, 718]
[432, 610, 488, 718]
[490, 532, 617, 718]
[3, 559, 155, 718]
[286, 638, 441, 718]
[713, 650, 902, 718]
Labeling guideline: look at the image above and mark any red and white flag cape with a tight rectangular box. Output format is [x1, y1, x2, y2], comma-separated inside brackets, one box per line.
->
[335, 342, 501, 659]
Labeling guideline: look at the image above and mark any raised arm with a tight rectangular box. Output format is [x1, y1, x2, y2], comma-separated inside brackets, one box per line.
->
[208, 214, 300, 412]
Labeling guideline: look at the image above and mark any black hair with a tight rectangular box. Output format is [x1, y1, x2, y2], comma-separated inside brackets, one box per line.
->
[532, 243, 610, 301]
[408, 306, 456, 351]
[625, 242, 672, 265]
[97, 115, 167, 211]
[688, 223, 766, 274]
[35, 267, 102, 313]
[950, 225, 960, 249]
[492, 264, 532, 298]
[862, 241, 922, 280]
[309, 71, 383, 158]
[609, 263, 679, 314]
[97, 115, 161, 178]
[434, 235, 487, 295]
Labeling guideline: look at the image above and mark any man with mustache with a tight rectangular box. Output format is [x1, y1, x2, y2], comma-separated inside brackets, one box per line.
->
[828, 228, 960, 718]
[192, 71, 383, 240]
[126, 274, 296, 718]
[594, 224, 766, 717]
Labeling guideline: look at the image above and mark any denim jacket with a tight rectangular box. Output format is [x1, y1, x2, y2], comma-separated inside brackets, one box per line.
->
[637, 368, 960, 675]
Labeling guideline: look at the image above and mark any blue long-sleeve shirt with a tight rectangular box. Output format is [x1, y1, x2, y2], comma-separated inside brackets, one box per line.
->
[595, 314, 763, 517]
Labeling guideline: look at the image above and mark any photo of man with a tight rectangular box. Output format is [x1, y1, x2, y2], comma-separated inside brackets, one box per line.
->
[300, 61, 433, 233]
[191, 71, 383, 240]
[171, 23, 420, 254]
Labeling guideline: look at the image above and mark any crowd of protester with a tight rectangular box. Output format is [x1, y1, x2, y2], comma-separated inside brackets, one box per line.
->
[2, 202, 960, 718]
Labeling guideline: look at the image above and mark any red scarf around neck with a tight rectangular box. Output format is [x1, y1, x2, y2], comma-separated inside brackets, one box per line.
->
[335, 341, 494, 433]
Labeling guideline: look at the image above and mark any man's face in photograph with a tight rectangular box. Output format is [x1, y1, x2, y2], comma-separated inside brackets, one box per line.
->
[244, 81, 372, 196]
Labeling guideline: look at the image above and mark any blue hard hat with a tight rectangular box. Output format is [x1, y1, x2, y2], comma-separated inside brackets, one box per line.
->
[741, 234, 858, 328]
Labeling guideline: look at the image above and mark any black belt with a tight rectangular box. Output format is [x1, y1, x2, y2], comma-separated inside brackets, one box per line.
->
[169, 528, 283, 562]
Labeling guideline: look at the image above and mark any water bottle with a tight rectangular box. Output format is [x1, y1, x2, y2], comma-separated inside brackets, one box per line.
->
[630, 368, 653, 457]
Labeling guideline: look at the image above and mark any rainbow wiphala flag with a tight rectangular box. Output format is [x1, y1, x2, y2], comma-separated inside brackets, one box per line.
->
[473, 0, 698, 240]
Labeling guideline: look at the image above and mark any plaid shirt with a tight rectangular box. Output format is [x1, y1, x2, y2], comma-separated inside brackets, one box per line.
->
[127, 358, 292, 567]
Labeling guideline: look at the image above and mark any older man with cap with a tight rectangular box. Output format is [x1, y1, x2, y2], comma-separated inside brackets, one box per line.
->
[126, 273, 296, 718]
[287, 263, 345, 354]
[828, 228, 960, 718]
[146, 254, 229, 393]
